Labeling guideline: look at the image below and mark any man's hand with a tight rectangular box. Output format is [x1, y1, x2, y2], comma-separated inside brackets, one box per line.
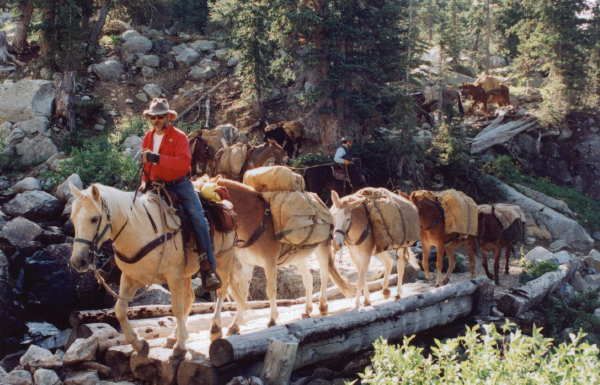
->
[138, 182, 147, 192]
[344, 159, 352, 165]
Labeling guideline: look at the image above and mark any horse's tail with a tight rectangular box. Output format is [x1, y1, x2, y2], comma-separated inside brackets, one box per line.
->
[327, 246, 356, 298]
[456, 92, 464, 116]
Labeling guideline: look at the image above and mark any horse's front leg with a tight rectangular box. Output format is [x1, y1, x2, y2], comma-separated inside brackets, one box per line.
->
[115, 275, 147, 355]
[210, 290, 225, 341]
[167, 275, 192, 357]
[379, 251, 394, 299]
[265, 263, 279, 327]
[296, 261, 313, 318]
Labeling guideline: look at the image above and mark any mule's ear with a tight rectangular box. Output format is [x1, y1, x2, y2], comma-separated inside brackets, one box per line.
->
[348, 196, 366, 209]
[331, 190, 341, 208]
[69, 182, 83, 200]
[91, 184, 101, 202]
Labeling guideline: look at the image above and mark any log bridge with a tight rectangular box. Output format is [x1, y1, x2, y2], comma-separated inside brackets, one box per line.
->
[65, 276, 499, 385]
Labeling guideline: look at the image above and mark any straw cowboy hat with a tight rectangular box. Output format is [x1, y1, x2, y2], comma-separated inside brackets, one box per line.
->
[143, 98, 178, 119]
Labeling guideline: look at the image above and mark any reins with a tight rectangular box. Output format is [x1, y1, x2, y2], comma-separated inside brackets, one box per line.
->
[334, 203, 371, 247]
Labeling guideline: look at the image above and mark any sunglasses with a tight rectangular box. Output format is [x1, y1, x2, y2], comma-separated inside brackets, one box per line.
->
[149, 115, 167, 121]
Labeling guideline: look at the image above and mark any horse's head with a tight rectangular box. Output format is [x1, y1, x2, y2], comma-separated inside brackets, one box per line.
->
[409, 190, 442, 228]
[69, 183, 111, 272]
[330, 190, 365, 251]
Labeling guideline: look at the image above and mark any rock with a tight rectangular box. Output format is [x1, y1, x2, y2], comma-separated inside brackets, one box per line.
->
[141, 66, 155, 78]
[135, 93, 148, 102]
[130, 284, 171, 306]
[6, 369, 33, 385]
[55, 174, 83, 202]
[19, 345, 61, 370]
[553, 250, 574, 265]
[12, 177, 41, 193]
[525, 246, 556, 264]
[594, 308, 600, 318]
[33, 368, 60, 385]
[227, 57, 239, 67]
[584, 250, 600, 272]
[189, 65, 216, 81]
[225, 377, 263, 385]
[6, 127, 25, 145]
[331, 379, 349, 385]
[0, 120, 12, 141]
[593, 232, 600, 241]
[342, 356, 369, 375]
[487, 176, 593, 251]
[125, 98, 133, 104]
[14, 135, 58, 166]
[14, 117, 49, 135]
[0, 365, 6, 381]
[414, 129, 433, 147]
[63, 371, 99, 385]
[312, 367, 337, 380]
[190, 39, 216, 52]
[175, 47, 200, 66]
[121, 135, 142, 152]
[3, 191, 62, 220]
[121, 31, 152, 55]
[171, 43, 189, 56]
[91, 59, 124, 82]
[63, 337, 98, 364]
[142, 83, 162, 98]
[136, 54, 160, 68]
[584, 274, 600, 291]
[0, 79, 55, 121]
[306, 379, 331, 385]
[554, 282, 576, 301]
[572, 271, 588, 292]
[214, 48, 230, 61]
[549, 239, 569, 252]
[24, 244, 104, 321]
[0, 217, 43, 248]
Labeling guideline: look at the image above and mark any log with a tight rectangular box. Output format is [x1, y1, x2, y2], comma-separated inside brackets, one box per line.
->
[497, 263, 576, 317]
[177, 356, 218, 385]
[130, 347, 180, 385]
[105, 338, 166, 377]
[75, 323, 122, 354]
[70, 299, 305, 329]
[471, 117, 537, 154]
[261, 338, 298, 385]
[210, 279, 483, 367]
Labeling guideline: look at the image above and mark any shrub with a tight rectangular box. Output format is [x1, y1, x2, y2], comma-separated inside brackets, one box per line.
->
[45, 136, 139, 190]
[518, 259, 559, 284]
[360, 323, 600, 385]
[290, 152, 331, 168]
[115, 117, 147, 144]
[542, 290, 600, 346]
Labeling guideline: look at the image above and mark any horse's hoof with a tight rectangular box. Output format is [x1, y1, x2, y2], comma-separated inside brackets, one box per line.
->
[227, 325, 240, 336]
[319, 303, 328, 316]
[301, 313, 311, 319]
[137, 340, 149, 357]
[382, 288, 391, 299]
[395, 294, 401, 301]
[172, 346, 187, 359]
[267, 319, 277, 327]
[363, 299, 371, 307]
[210, 325, 222, 341]
[166, 336, 177, 349]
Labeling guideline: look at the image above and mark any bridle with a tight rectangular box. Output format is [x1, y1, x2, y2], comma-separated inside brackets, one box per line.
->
[333, 203, 371, 246]
[73, 197, 127, 253]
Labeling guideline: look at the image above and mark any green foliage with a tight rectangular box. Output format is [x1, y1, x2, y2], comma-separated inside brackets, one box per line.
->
[360, 323, 600, 385]
[484, 156, 600, 231]
[542, 290, 600, 346]
[289, 152, 331, 168]
[114, 117, 147, 144]
[44, 136, 139, 190]
[518, 259, 559, 284]
[429, 121, 468, 167]
[172, 0, 209, 32]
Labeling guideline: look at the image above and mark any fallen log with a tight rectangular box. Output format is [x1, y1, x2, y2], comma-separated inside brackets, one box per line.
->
[130, 347, 181, 385]
[210, 279, 483, 367]
[105, 338, 166, 377]
[471, 116, 537, 154]
[176, 356, 218, 385]
[497, 263, 576, 317]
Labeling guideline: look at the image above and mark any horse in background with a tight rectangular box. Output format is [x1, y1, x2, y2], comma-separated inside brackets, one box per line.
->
[460, 83, 511, 114]
[304, 162, 367, 204]
[249, 119, 304, 158]
[213, 141, 288, 180]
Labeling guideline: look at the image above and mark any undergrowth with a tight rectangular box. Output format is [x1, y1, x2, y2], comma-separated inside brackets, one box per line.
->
[518, 259, 559, 284]
[541, 290, 600, 346]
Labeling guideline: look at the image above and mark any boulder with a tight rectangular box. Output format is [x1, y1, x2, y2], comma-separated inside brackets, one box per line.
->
[24, 244, 104, 322]
[142, 83, 162, 98]
[3, 190, 62, 220]
[121, 135, 142, 151]
[91, 59, 124, 82]
[33, 368, 61, 385]
[135, 92, 148, 102]
[14, 135, 58, 166]
[175, 48, 200, 66]
[19, 345, 61, 370]
[141, 66, 155, 78]
[121, 31, 152, 55]
[63, 371, 99, 385]
[189, 65, 216, 81]
[584, 274, 600, 291]
[214, 48, 230, 61]
[130, 284, 171, 306]
[227, 57, 239, 67]
[171, 43, 189, 56]
[0, 249, 25, 349]
[12, 177, 41, 193]
[487, 176, 593, 251]
[525, 246, 556, 264]
[55, 174, 83, 202]
[136, 54, 160, 68]
[63, 337, 98, 365]
[13, 117, 49, 136]
[5, 369, 33, 385]
[549, 239, 569, 252]
[553, 250, 575, 265]
[584, 249, 600, 272]
[594, 308, 600, 318]
[0, 217, 43, 248]
[190, 39, 216, 52]
[0, 120, 12, 141]
[6, 127, 25, 145]
[0, 209, 7, 231]
[0, 79, 55, 121]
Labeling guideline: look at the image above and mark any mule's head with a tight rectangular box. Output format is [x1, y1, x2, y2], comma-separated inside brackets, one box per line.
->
[69, 184, 110, 272]
[330, 190, 364, 251]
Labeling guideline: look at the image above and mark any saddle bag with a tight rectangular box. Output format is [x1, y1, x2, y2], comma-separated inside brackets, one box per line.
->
[203, 199, 237, 233]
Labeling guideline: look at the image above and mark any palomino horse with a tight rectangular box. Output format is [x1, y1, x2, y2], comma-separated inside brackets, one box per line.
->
[408, 191, 477, 286]
[68, 183, 239, 355]
[330, 190, 419, 309]
[213, 141, 288, 180]
[209, 178, 355, 336]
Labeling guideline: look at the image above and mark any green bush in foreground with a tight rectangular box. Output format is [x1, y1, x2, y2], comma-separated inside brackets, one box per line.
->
[360, 323, 599, 385]
[519, 259, 559, 284]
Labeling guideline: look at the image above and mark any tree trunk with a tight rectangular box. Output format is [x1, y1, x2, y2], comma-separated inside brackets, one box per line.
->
[39, 2, 56, 59]
[88, 0, 112, 55]
[55, 71, 77, 131]
[485, 0, 491, 73]
[13, 0, 33, 54]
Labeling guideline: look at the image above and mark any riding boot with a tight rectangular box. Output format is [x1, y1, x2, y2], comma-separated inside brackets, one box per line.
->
[200, 259, 222, 291]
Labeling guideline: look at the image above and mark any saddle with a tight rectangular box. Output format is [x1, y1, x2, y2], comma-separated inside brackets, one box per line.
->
[332, 165, 348, 182]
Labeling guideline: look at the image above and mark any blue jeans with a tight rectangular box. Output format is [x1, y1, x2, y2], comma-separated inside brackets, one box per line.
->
[165, 178, 216, 270]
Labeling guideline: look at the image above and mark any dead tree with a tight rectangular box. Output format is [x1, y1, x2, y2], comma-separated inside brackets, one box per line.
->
[55, 71, 77, 131]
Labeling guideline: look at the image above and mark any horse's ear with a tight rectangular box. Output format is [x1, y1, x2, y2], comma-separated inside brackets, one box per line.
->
[91, 184, 101, 202]
[331, 190, 341, 208]
[69, 182, 83, 200]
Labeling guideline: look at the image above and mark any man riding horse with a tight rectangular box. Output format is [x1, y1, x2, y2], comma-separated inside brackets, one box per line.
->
[140, 98, 221, 290]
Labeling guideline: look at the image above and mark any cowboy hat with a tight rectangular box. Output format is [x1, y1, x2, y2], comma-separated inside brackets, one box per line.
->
[143, 98, 178, 119]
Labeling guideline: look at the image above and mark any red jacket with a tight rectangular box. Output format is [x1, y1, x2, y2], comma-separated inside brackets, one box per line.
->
[141, 125, 191, 182]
